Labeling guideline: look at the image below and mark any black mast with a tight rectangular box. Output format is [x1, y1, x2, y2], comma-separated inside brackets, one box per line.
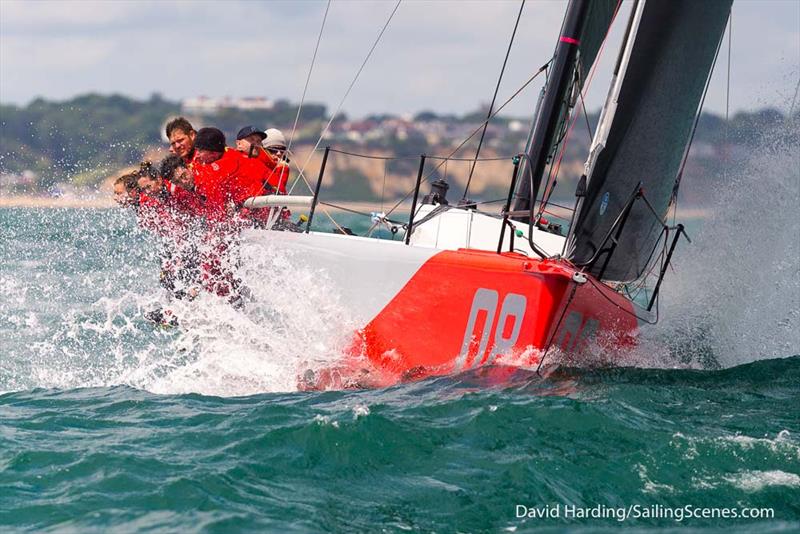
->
[512, 0, 590, 223]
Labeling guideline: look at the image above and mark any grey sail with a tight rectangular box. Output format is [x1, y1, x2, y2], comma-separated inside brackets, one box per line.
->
[577, 0, 619, 83]
[513, 0, 620, 220]
[568, 0, 732, 282]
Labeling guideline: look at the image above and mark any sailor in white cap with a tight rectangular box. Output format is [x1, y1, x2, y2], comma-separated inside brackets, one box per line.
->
[263, 128, 289, 163]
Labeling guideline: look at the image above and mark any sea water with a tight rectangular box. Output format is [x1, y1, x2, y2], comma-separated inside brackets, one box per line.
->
[1, 203, 797, 533]
[1, 135, 799, 532]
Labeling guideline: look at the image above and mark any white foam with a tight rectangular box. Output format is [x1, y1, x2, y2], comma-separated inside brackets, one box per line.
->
[636, 463, 675, 495]
[723, 470, 800, 492]
[313, 414, 339, 428]
[352, 404, 370, 419]
[672, 431, 800, 459]
[1, 225, 357, 397]
[127, 237, 359, 396]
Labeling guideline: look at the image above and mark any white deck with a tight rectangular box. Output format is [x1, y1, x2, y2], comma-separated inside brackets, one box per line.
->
[407, 204, 566, 257]
[241, 204, 567, 322]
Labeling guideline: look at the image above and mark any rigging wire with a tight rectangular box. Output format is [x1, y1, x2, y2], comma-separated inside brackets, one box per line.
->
[328, 149, 417, 160]
[726, 11, 732, 125]
[535, 0, 622, 223]
[462, 0, 526, 202]
[366, 62, 551, 234]
[578, 88, 593, 139]
[291, 0, 403, 195]
[329, 148, 511, 161]
[318, 201, 405, 225]
[791, 77, 800, 115]
[368, 160, 390, 238]
[380, 159, 387, 215]
[723, 10, 732, 183]
[286, 0, 331, 155]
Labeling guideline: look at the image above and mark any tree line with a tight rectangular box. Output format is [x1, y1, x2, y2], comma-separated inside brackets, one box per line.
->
[0, 92, 794, 191]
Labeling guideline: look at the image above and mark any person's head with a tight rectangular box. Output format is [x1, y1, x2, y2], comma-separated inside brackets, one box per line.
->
[160, 154, 194, 190]
[135, 161, 163, 195]
[235, 125, 267, 154]
[194, 127, 227, 164]
[263, 128, 287, 160]
[113, 172, 139, 206]
[165, 117, 197, 160]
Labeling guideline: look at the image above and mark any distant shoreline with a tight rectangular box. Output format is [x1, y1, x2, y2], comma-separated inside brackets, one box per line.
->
[0, 194, 714, 219]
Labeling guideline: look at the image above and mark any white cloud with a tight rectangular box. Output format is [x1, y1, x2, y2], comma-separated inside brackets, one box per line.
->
[0, 0, 143, 31]
[0, 0, 798, 115]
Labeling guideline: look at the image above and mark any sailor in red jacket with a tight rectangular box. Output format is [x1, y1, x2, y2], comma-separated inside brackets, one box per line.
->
[191, 127, 269, 304]
[135, 161, 205, 299]
[236, 125, 290, 195]
[234, 125, 293, 226]
[262, 128, 291, 195]
[192, 127, 268, 223]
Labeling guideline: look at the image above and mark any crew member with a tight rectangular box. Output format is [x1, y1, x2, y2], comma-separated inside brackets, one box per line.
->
[192, 127, 267, 220]
[191, 128, 267, 304]
[262, 128, 290, 194]
[166, 117, 198, 165]
[113, 172, 140, 208]
[136, 161, 204, 300]
[235, 125, 267, 158]
[160, 154, 199, 194]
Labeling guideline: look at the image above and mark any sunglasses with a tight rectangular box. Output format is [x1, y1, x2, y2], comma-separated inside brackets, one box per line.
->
[266, 147, 287, 154]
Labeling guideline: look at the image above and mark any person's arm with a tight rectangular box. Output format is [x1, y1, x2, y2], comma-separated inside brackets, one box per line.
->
[267, 162, 290, 195]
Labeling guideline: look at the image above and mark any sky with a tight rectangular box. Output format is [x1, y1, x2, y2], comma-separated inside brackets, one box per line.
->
[1, 0, 798, 118]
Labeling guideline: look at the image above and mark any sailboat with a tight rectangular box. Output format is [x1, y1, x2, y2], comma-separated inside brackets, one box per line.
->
[241, 0, 733, 389]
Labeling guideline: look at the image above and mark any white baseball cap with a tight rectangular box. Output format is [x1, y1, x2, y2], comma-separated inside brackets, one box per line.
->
[263, 128, 287, 149]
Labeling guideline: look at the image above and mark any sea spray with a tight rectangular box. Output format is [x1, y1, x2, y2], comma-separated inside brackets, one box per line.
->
[137, 237, 360, 396]
[641, 115, 800, 368]
[0, 208, 357, 395]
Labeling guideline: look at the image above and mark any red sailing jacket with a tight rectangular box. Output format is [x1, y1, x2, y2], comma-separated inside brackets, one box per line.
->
[251, 146, 289, 194]
[166, 181, 205, 216]
[193, 149, 268, 222]
[266, 162, 289, 195]
[136, 180, 205, 238]
[254, 145, 277, 169]
[184, 148, 199, 167]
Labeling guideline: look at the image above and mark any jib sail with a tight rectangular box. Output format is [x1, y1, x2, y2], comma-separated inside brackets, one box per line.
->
[567, 0, 732, 282]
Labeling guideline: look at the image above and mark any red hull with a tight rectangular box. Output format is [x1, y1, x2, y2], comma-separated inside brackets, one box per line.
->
[302, 249, 638, 390]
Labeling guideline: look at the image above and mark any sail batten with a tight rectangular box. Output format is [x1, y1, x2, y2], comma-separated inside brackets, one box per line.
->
[568, 0, 732, 282]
